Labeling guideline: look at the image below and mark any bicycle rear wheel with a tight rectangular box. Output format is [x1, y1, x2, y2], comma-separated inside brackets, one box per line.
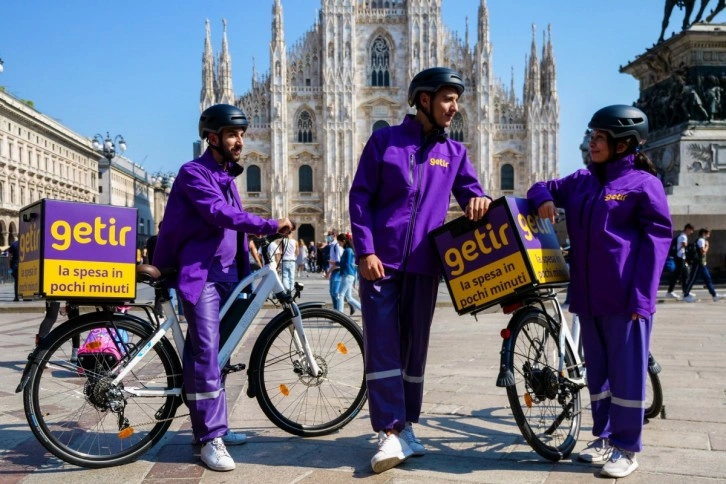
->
[23, 312, 183, 468]
[504, 309, 582, 461]
[249, 308, 366, 437]
[644, 354, 663, 420]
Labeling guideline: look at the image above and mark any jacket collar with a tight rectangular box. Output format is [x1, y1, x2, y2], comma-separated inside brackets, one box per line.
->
[197, 148, 243, 181]
[588, 154, 635, 181]
[401, 114, 448, 145]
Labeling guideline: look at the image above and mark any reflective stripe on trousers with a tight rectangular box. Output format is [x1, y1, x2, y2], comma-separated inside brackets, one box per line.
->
[360, 270, 438, 432]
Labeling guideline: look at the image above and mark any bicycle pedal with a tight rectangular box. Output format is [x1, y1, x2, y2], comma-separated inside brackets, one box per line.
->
[222, 363, 246, 375]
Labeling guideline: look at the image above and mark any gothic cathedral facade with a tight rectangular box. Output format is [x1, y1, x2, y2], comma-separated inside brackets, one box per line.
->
[200, 0, 559, 244]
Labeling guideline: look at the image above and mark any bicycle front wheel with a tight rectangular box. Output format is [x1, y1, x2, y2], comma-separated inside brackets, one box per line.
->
[505, 309, 582, 461]
[249, 308, 366, 437]
[23, 312, 183, 468]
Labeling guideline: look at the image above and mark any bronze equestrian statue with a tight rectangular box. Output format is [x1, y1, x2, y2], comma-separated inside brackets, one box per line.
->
[659, 0, 726, 43]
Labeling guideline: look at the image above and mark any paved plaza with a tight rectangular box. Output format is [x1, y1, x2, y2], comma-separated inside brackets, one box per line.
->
[0, 276, 724, 483]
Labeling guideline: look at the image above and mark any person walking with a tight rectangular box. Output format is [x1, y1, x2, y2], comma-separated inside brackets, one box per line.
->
[37, 302, 80, 360]
[336, 233, 361, 315]
[153, 103, 293, 472]
[325, 229, 343, 307]
[666, 223, 695, 301]
[279, 233, 298, 291]
[684, 228, 724, 302]
[528, 105, 672, 478]
[8, 239, 19, 301]
[296, 238, 308, 278]
[350, 67, 490, 473]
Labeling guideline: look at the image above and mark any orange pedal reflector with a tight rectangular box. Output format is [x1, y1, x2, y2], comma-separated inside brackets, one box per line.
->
[118, 427, 134, 439]
[86, 340, 102, 350]
[279, 384, 290, 396]
[524, 393, 533, 408]
[337, 342, 348, 355]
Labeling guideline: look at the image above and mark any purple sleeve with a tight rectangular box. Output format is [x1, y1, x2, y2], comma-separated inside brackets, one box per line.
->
[178, 164, 278, 235]
[629, 178, 673, 316]
[527, 173, 577, 211]
[349, 134, 381, 257]
[451, 149, 486, 209]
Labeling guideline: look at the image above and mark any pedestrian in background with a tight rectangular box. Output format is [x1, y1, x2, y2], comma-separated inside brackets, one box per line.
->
[8, 239, 19, 301]
[684, 228, 724, 302]
[336, 233, 360, 315]
[296, 238, 308, 279]
[280, 232, 298, 291]
[37, 301, 80, 361]
[666, 223, 695, 301]
[528, 105, 672, 478]
[350, 67, 489, 473]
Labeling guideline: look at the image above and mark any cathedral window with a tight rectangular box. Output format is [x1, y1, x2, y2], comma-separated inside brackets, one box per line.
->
[297, 111, 314, 143]
[369, 36, 391, 87]
[501, 164, 514, 191]
[247, 165, 261, 192]
[372, 120, 389, 132]
[299, 165, 313, 192]
[450, 113, 464, 142]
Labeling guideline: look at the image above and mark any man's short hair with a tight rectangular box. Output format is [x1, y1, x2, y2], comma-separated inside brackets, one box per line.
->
[685, 223, 694, 230]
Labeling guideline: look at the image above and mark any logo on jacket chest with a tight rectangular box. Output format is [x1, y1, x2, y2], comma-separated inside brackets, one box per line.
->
[604, 193, 628, 202]
[430, 157, 450, 169]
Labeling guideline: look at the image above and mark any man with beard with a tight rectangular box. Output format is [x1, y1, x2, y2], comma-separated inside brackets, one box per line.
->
[154, 104, 293, 472]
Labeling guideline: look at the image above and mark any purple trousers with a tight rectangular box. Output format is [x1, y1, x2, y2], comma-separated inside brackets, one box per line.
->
[180, 281, 235, 444]
[578, 313, 652, 452]
[359, 270, 438, 432]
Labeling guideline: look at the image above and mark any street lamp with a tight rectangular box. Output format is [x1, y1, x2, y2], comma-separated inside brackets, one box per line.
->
[0, 58, 4, 74]
[92, 132, 127, 204]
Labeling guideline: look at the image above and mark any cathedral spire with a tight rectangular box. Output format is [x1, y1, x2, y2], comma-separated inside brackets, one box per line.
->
[200, 19, 215, 112]
[540, 24, 557, 101]
[216, 18, 235, 105]
[525, 24, 540, 103]
[477, 0, 489, 45]
[465, 16, 470, 50]
[273, 0, 284, 44]
[510, 66, 516, 105]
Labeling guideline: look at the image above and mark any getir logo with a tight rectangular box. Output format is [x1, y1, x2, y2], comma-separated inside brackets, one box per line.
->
[430, 157, 449, 168]
[604, 193, 628, 202]
[50, 217, 133, 251]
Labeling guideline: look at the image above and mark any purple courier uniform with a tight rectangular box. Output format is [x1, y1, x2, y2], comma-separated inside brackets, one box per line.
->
[528, 153, 672, 452]
[154, 150, 278, 444]
[349, 114, 485, 432]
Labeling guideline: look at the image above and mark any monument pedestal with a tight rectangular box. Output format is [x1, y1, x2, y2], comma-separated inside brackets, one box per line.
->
[622, 23, 726, 272]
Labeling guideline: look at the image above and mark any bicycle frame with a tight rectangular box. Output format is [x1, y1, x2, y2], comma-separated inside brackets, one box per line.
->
[117, 263, 322, 398]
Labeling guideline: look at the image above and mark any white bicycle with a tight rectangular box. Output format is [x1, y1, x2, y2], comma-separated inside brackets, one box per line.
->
[18, 234, 366, 468]
[495, 288, 663, 461]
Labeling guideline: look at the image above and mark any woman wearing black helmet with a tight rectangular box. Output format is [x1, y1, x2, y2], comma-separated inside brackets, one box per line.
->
[350, 67, 490, 473]
[527, 105, 672, 478]
[153, 103, 293, 472]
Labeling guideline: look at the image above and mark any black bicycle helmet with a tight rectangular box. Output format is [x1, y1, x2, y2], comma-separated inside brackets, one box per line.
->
[408, 67, 465, 107]
[588, 105, 649, 144]
[199, 104, 249, 139]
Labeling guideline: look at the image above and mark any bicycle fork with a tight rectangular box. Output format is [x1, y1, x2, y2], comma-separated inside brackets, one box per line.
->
[289, 305, 323, 378]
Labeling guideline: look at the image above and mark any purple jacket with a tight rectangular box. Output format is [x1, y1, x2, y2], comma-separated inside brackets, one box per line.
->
[349, 115, 485, 276]
[153, 150, 278, 304]
[527, 155, 672, 317]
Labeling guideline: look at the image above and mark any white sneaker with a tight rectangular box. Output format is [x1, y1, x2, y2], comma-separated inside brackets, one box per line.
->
[683, 294, 698, 303]
[577, 437, 613, 464]
[600, 447, 638, 478]
[201, 437, 235, 471]
[713, 293, 724, 302]
[193, 430, 247, 446]
[666, 291, 681, 300]
[400, 422, 426, 456]
[371, 431, 413, 473]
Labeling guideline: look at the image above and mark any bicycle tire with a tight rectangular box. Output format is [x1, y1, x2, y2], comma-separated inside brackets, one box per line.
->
[249, 307, 367, 437]
[644, 367, 663, 420]
[504, 308, 582, 461]
[24, 311, 183, 468]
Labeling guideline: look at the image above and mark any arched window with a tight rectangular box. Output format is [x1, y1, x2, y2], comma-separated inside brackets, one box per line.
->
[299, 165, 313, 192]
[370, 36, 391, 87]
[450, 113, 464, 142]
[501, 164, 514, 191]
[247, 165, 261, 192]
[297, 111, 313, 143]
[372, 120, 389, 132]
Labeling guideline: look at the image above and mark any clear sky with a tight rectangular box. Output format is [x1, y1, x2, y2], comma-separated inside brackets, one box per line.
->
[1, 1, 724, 179]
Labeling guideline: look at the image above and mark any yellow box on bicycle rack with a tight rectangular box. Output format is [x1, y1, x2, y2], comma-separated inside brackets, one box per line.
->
[430, 196, 569, 315]
[17, 199, 138, 302]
